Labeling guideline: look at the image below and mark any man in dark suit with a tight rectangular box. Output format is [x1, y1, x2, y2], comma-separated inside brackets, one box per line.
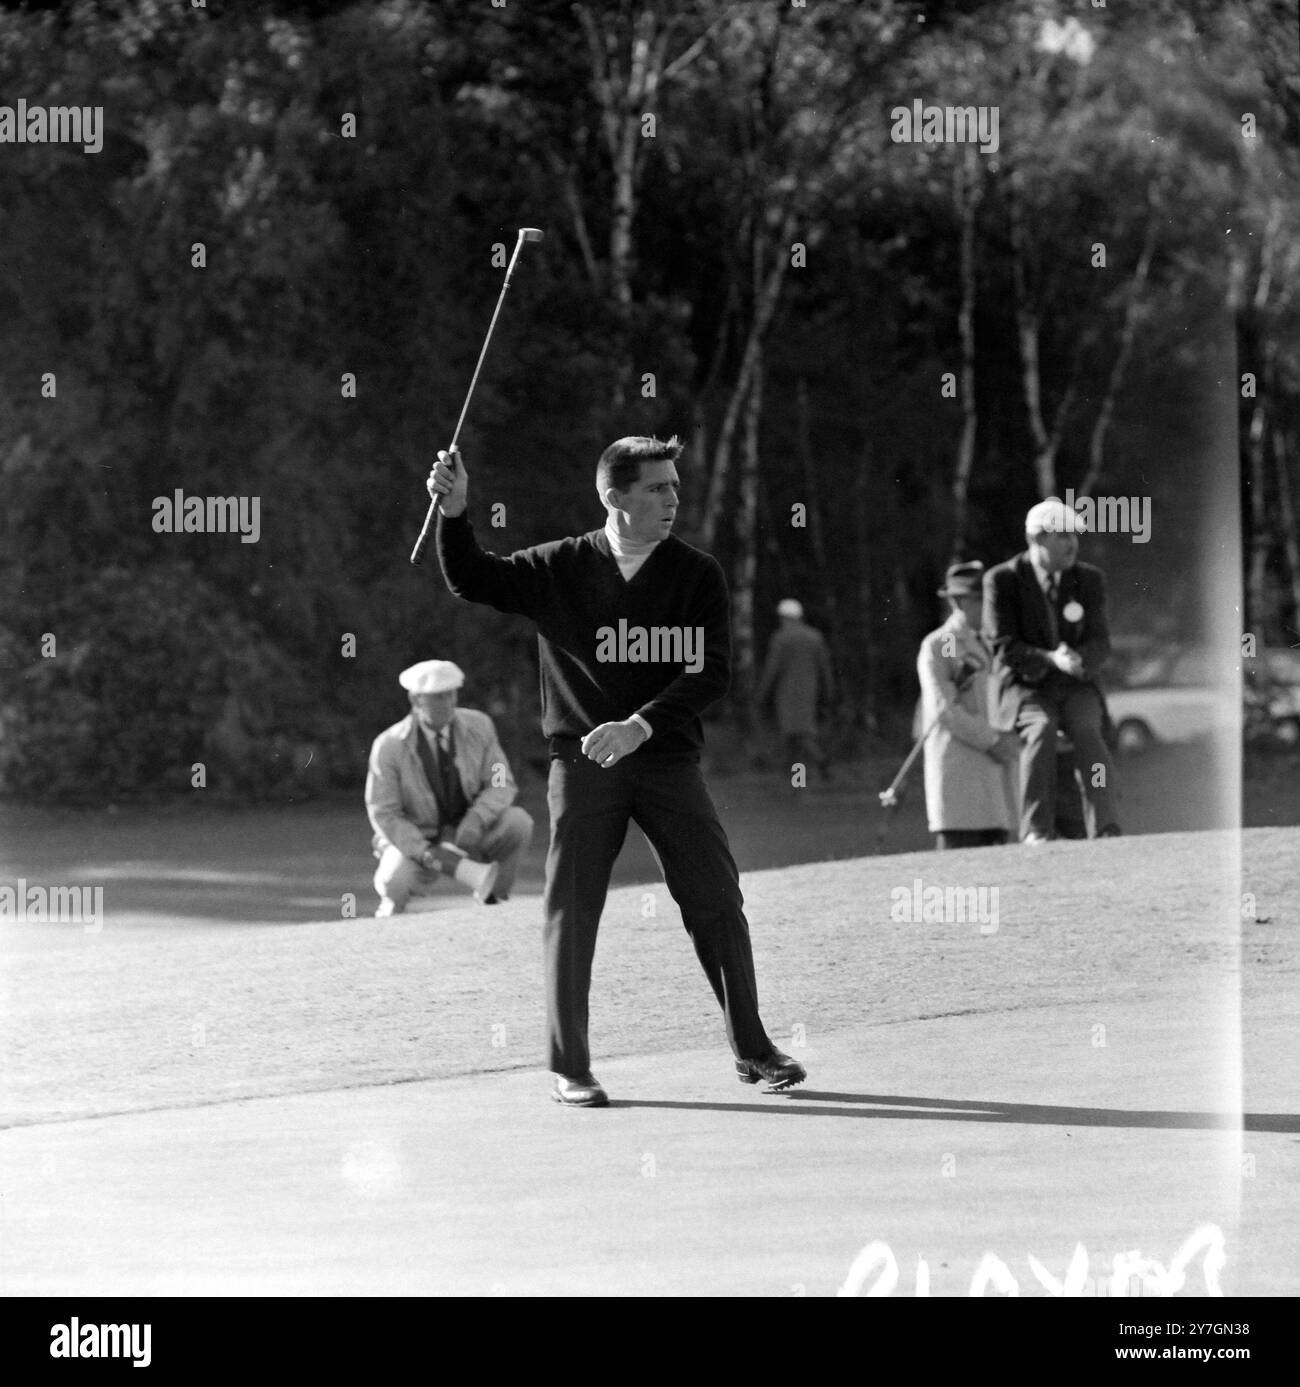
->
[983, 498, 1121, 843]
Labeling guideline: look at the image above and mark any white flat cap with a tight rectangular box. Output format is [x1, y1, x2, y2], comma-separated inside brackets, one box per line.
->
[777, 598, 804, 619]
[1025, 497, 1086, 535]
[398, 659, 465, 694]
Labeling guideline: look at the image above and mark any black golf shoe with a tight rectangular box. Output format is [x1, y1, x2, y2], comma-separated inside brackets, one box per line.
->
[736, 1050, 807, 1092]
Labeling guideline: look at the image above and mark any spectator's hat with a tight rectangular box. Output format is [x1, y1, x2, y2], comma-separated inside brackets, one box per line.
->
[399, 659, 465, 694]
[1026, 497, 1086, 535]
[937, 561, 985, 598]
[776, 598, 804, 619]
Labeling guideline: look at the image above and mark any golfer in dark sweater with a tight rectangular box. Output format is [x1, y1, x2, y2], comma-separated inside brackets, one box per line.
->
[428, 435, 805, 1106]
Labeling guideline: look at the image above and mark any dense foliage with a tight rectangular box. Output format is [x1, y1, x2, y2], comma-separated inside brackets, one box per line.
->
[1, 0, 1295, 799]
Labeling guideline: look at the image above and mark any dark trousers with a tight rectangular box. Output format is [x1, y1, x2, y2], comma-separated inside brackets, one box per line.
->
[936, 829, 1009, 850]
[1015, 683, 1118, 840]
[543, 748, 773, 1076]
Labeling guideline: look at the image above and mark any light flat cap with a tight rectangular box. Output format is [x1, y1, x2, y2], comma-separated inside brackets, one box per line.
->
[398, 659, 465, 694]
[777, 598, 804, 619]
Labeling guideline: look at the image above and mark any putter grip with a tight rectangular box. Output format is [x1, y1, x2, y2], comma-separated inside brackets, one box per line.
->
[410, 496, 440, 565]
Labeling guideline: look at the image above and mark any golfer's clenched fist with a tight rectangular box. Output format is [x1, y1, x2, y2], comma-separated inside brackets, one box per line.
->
[427, 446, 469, 517]
[582, 720, 648, 768]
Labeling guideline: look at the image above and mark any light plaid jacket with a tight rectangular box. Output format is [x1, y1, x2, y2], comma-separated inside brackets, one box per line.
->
[365, 708, 519, 860]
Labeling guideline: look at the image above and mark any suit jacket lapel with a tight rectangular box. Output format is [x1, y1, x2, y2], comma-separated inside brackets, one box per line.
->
[1019, 553, 1056, 647]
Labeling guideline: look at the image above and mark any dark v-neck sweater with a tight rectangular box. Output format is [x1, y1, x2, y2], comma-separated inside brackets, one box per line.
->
[437, 510, 731, 758]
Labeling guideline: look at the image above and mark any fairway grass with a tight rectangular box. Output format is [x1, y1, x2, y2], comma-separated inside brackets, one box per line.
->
[2, 828, 1291, 1128]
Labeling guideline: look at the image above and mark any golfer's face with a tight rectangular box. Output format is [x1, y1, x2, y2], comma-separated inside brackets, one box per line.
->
[1033, 529, 1079, 573]
[611, 461, 680, 543]
[410, 689, 457, 731]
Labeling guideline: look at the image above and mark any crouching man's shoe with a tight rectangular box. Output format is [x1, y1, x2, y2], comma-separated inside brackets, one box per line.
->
[551, 1072, 609, 1107]
[736, 1050, 806, 1092]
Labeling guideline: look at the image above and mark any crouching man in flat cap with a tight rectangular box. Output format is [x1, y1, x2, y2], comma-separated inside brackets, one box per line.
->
[984, 500, 1121, 843]
[365, 660, 534, 915]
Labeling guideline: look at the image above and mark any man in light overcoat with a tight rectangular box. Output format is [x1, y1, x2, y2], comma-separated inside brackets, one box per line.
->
[917, 562, 1020, 848]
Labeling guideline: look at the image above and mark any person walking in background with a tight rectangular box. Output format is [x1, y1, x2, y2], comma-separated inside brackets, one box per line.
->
[917, 562, 1019, 849]
[756, 598, 836, 784]
[984, 499, 1122, 843]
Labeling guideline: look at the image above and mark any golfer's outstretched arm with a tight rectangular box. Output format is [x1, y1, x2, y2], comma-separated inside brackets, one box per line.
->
[429, 448, 551, 620]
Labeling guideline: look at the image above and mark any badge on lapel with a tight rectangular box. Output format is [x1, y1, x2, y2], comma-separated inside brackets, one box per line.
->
[1062, 600, 1084, 624]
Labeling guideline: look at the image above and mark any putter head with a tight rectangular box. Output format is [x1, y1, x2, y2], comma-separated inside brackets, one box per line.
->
[878, 788, 899, 808]
[518, 227, 544, 243]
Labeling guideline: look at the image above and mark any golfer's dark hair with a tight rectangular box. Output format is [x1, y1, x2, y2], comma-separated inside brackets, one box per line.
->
[596, 435, 683, 498]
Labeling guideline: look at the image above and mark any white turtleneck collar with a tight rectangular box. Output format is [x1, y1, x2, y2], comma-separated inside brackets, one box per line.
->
[604, 518, 661, 581]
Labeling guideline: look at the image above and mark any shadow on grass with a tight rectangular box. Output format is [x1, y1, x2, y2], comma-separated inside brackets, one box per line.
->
[613, 1090, 1299, 1132]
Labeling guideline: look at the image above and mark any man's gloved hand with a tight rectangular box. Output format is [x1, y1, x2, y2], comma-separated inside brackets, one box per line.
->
[418, 845, 442, 874]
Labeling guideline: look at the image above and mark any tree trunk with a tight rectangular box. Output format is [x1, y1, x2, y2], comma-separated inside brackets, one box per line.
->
[1234, 203, 1281, 635]
[1075, 205, 1159, 499]
[551, 153, 602, 292]
[950, 147, 982, 562]
[700, 205, 796, 548]
[1273, 425, 1300, 638]
[732, 350, 764, 735]
[1245, 341, 1272, 633]
[575, 4, 676, 411]
[796, 374, 837, 646]
[853, 432, 876, 735]
[1007, 169, 1057, 497]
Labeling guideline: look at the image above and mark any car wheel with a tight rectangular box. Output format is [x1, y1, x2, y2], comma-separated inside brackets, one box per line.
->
[1116, 718, 1153, 754]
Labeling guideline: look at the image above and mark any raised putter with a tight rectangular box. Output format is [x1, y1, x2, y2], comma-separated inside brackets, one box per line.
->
[410, 227, 544, 564]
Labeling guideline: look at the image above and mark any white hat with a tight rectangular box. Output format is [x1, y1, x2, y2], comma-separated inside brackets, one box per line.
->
[777, 598, 804, 619]
[1025, 497, 1086, 535]
[398, 659, 465, 694]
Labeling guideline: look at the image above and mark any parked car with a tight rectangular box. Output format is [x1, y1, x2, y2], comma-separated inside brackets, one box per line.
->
[1103, 646, 1238, 753]
[1244, 646, 1300, 746]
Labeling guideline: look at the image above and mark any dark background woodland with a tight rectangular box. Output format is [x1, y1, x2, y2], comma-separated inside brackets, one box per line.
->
[1, 0, 1296, 801]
